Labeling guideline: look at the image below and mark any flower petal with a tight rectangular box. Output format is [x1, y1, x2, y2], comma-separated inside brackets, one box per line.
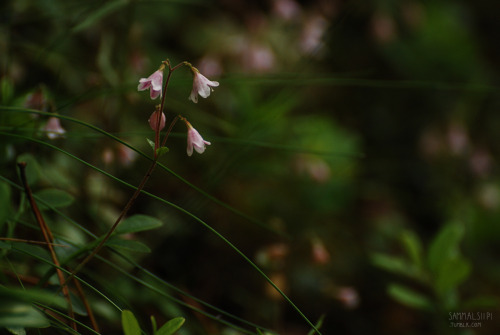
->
[138, 79, 151, 91]
[150, 88, 161, 100]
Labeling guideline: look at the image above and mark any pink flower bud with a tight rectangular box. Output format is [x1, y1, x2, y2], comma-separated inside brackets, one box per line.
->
[148, 111, 166, 131]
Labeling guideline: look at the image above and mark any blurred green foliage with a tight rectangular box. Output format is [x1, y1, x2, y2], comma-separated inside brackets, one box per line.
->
[1, 0, 500, 334]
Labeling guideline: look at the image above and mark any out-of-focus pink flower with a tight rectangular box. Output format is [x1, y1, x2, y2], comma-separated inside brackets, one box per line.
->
[311, 238, 330, 265]
[272, 0, 301, 21]
[43, 117, 66, 139]
[336, 287, 360, 309]
[138, 69, 163, 99]
[148, 110, 166, 131]
[186, 122, 211, 156]
[188, 68, 219, 103]
[118, 144, 137, 166]
[300, 15, 328, 54]
[242, 44, 275, 73]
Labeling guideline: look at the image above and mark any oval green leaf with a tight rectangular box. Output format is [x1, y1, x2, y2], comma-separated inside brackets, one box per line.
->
[117, 214, 163, 234]
[107, 238, 151, 253]
[34, 188, 74, 210]
[156, 317, 185, 335]
[121, 310, 141, 335]
[387, 284, 431, 310]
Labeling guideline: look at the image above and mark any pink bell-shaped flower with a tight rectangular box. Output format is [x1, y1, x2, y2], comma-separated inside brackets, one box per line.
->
[188, 68, 219, 103]
[138, 69, 163, 99]
[185, 121, 211, 156]
[43, 117, 66, 139]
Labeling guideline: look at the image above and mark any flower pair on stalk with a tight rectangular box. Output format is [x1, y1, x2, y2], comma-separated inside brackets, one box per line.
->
[138, 61, 218, 157]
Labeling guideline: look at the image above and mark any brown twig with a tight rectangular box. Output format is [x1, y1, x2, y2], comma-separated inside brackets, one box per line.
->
[73, 277, 100, 332]
[18, 162, 77, 331]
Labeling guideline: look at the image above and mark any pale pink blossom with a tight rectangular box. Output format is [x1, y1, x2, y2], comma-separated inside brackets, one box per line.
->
[43, 117, 66, 139]
[148, 110, 166, 131]
[138, 69, 163, 99]
[188, 68, 219, 103]
[186, 122, 211, 156]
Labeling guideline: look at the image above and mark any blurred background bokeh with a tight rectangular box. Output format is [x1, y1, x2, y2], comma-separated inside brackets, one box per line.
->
[1, 0, 500, 334]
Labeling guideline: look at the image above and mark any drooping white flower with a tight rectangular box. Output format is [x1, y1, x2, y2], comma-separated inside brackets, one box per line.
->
[188, 68, 219, 103]
[138, 69, 163, 99]
[185, 122, 211, 156]
[43, 117, 66, 139]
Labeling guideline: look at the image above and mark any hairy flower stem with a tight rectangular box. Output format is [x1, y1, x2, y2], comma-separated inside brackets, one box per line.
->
[63, 60, 187, 287]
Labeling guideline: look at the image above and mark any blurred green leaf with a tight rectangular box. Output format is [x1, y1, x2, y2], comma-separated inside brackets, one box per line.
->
[155, 317, 185, 335]
[400, 230, 423, 268]
[0, 287, 67, 328]
[435, 257, 471, 294]
[117, 214, 163, 234]
[0, 302, 49, 328]
[387, 284, 432, 310]
[121, 310, 141, 335]
[107, 238, 151, 253]
[427, 223, 465, 275]
[371, 253, 420, 279]
[0, 287, 66, 308]
[34, 188, 75, 210]
[6, 327, 26, 335]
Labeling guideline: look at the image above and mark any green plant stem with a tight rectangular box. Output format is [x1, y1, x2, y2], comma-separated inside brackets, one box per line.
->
[62, 60, 186, 286]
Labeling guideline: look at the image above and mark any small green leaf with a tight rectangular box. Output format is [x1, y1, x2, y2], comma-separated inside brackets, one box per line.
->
[428, 223, 464, 275]
[151, 315, 158, 333]
[147, 138, 156, 151]
[400, 230, 423, 268]
[121, 310, 141, 335]
[307, 315, 324, 335]
[117, 214, 163, 234]
[156, 146, 169, 157]
[34, 189, 74, 210]
[387, 284, 432, 310]
[107, 238, 151, 253]
[156, 317, 185, 335]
